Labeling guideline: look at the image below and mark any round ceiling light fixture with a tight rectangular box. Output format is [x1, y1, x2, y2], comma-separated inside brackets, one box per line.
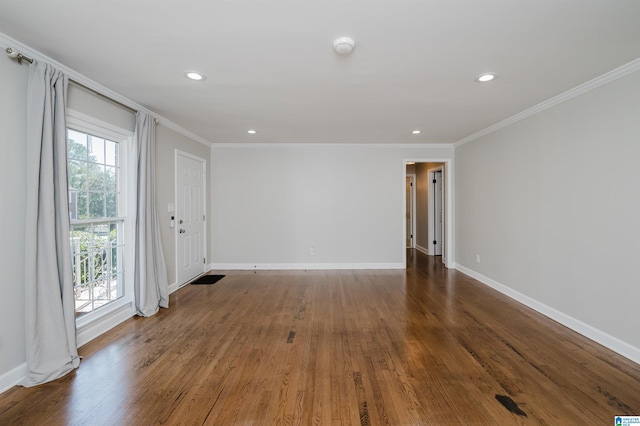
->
[475, 73, 496, 83]
[185, 71, 206, 81]
[412, 130, 421, 134]
[333, 37, 355, 55]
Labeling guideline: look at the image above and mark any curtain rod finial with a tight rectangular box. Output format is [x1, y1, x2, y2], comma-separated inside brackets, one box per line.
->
[6, 47, 20, 58]
[5, 46, 33, 64]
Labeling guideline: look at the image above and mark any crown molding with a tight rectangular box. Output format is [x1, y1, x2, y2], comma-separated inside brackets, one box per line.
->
[1, 32, 212, 147]
[454, 57, 640, 148]
[155, 118, 212, 147]
[211, 142, 454, 149]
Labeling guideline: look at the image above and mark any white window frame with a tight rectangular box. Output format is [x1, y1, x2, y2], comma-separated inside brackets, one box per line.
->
[67, 109, 135, 344]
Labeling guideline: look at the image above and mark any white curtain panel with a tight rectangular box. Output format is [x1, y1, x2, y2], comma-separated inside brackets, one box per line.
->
[23, 61, 79, 386]
[132, 112, 169, 316]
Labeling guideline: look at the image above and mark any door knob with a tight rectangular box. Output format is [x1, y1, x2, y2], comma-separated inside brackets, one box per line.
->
[179, 219, 183, 224]
[179, 229, 185, 233]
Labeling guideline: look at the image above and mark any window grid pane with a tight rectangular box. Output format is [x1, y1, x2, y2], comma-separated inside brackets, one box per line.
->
[67, 128, 123, 316]
[71, 220, 124, 314]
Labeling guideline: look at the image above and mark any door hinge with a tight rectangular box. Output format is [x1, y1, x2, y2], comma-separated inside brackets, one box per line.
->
[203, 258, 206, 264]
[203, 214, 206, 221]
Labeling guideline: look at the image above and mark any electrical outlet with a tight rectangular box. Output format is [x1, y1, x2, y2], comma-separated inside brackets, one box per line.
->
[309, 247, 315, 255]
[476, 254, 480, 263]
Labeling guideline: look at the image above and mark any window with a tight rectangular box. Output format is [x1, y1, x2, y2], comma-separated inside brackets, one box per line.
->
[67, 127, 125, 315]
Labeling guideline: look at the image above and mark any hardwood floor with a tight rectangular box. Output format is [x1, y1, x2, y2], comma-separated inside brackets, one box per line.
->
[1, 250, 639, 425]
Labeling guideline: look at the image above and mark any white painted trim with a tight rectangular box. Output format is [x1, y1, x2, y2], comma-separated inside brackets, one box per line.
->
[0, 32, 212, 147]
[454, 263, 640, 365]
[210, 263, 404, 270]
[415, 245, 430, 256]
[174, 150, 208, 287]
[67, 109, 134, 140]
[0, 363, 28, 394]
[76, 301, 135, 348]
[168, 281, 179, 294]
[212, 143, 454, 149]
[67, 107, 136, 346]
[443, 155, 455, 269]
[454, 58, 640, 147]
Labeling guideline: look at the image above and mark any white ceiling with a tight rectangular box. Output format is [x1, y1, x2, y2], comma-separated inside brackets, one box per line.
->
[2, 0, 640, 144]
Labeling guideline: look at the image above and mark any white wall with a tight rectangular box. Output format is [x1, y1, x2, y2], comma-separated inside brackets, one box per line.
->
[210, 144, 453, 268]
[455, 69, 640, 359]
[0, 52, 29, 389]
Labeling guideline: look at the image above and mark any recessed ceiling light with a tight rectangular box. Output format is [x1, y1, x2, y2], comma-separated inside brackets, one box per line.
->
[247, 130, 256, 134]
[476, 73, 496, 83]
[406, 161, 416, 165]
[412, 130, 421, 134]
[185, 72, 206, 81]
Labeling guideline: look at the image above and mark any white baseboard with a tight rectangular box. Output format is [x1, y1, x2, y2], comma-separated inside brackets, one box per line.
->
[454, 263, 640, 365]
[209, 262, 405, 271]
[168, 281, 179, 294]
[77, 302, 135, 348]
[415, 245, 430, 255]
[0, 362, 27, 394]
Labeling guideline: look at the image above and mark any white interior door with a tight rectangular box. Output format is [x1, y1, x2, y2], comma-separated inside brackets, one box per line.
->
[406, 176, 412, 247]
[434, 170, 443, 256]
[428, 168, 443, 256]
[406, 175, 416, 248]
[176, 152, 205, 285]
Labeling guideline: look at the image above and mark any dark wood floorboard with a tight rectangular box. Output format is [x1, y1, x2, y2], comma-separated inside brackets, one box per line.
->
[1, 249, 639, 425]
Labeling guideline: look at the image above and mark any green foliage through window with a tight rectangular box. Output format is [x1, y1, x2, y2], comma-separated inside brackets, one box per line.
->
[67, 129, 119, 221]
[67, 128, 123, 314]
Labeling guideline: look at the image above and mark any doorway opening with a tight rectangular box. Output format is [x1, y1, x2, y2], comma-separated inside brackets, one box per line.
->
[403, 160, 450, 268]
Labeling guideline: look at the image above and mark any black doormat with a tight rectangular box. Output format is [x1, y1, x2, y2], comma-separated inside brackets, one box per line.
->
[190, 274, 225, 285]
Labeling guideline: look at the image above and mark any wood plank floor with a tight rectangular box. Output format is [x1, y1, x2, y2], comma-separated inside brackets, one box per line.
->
[1, 250, 639, 425]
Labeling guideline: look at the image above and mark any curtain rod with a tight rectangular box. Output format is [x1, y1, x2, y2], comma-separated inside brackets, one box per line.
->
[71, 80, 159, 122]
[69, 80, 138, 114]
[5, 46, 160, 123]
